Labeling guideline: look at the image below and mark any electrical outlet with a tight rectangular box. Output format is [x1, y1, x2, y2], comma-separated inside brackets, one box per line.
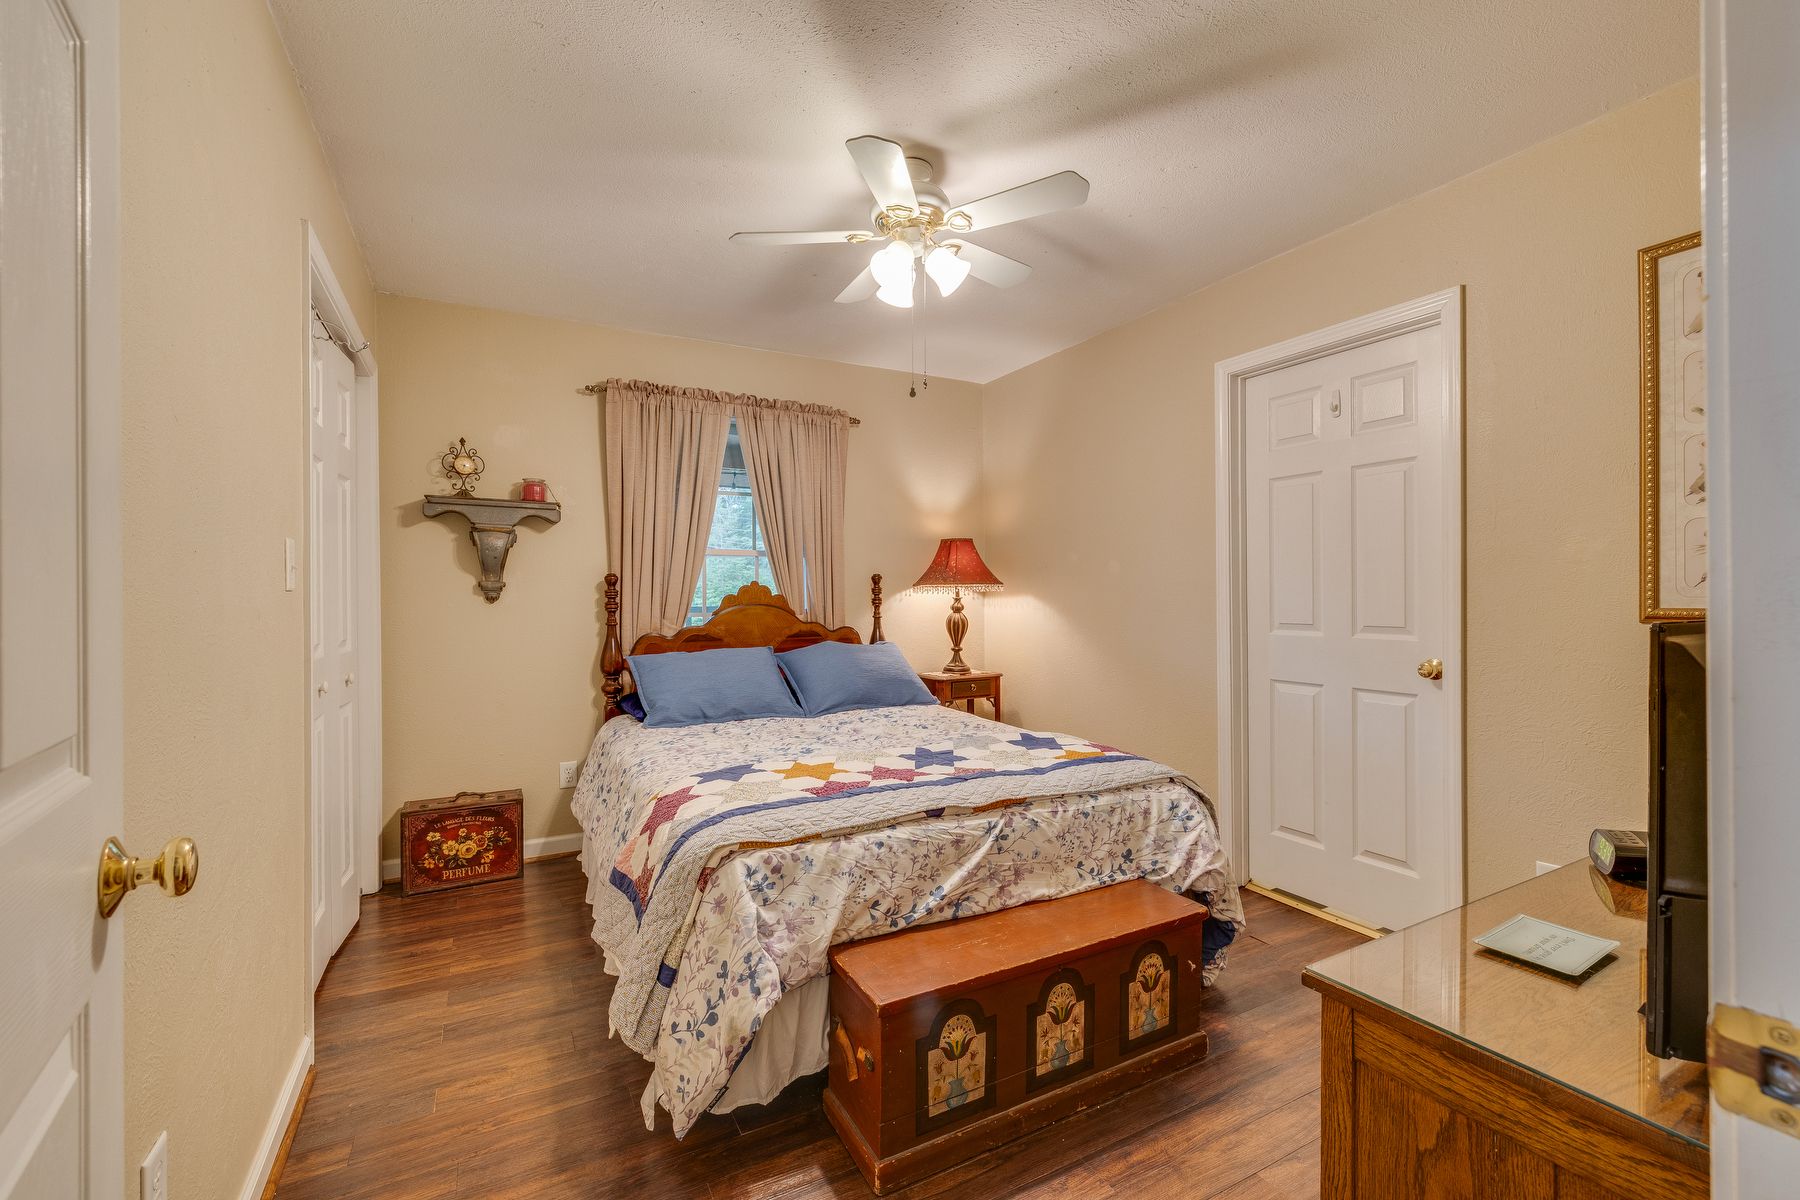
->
[558, 760, 579, 788]
[140, 1131, 169, 1200]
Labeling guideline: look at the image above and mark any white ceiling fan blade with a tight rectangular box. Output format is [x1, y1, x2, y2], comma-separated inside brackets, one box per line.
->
[947, 241, 1033, 288]
[845, 136, 918, 212]
[729, 230, 872, 245]
[834, 265, 879, 304]
[952, 170, 1089, 232]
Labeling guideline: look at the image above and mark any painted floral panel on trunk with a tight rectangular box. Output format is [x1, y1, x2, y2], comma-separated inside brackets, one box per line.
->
[1035, 984, 1084, 1073]
[915, 1000, 997, 1135]
[926, 1013, 987, 1117]
[1124, 944, 1174, 1046]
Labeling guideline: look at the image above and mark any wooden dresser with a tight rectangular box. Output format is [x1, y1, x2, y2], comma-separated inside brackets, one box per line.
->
[1302, 864, 1708, 1199]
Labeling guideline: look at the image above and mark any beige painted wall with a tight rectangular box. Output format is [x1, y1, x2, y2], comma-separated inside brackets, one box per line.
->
[377, 295, 985, 859]
[980, 81, 1701, 898]
[120, 0, 378, 1196]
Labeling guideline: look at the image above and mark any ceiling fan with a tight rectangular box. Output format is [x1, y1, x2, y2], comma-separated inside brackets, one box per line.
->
[730, 136, 1089, 309]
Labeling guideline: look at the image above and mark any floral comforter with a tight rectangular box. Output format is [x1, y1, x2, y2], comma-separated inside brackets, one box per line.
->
[571, 703, 1241, 1136]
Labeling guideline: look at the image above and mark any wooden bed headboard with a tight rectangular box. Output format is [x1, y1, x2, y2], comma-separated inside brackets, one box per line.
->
[600, 573, 886, 720]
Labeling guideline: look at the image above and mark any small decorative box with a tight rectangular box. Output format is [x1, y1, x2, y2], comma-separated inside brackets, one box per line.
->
[398, 788, 524, 896]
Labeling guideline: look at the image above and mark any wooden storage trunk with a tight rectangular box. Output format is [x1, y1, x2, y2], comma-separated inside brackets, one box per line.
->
[825, 880, 1210, 1193]
[398, 789, 523, 896]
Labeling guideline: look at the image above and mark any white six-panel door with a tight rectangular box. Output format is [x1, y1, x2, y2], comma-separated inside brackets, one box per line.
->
[0, 0, 124, 1195]
[1241, 322, 1455, 931]
[308, 322, 360, 989]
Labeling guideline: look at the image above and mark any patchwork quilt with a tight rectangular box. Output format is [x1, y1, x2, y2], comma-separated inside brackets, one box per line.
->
[571, 703, 1242, 1135]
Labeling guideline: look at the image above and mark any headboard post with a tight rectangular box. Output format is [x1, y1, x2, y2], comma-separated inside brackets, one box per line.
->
[869, 573, 885, 644]
[601, 572, 623, 720]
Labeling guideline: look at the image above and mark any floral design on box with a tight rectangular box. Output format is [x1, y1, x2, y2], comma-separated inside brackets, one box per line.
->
[1036, 982, 1084, 1075]
[1123, 942, 1174, 1047]
[916, 1000, 995, 1134]
[1024, 966, 1097, 1094]
[416, 823, 511, 872]
[926, 1013, 986, 1116]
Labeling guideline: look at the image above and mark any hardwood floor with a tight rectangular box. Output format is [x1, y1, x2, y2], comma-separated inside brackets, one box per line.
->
[276, 859, 1363, 1199]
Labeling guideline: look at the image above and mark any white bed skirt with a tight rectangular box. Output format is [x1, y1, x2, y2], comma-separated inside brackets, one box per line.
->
[712, 975, 830, 1111]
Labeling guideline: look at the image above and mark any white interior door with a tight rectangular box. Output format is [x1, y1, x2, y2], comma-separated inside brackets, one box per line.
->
[0, 0, 124, 1195]
[1242, 322, 1457, 931]
[309, 321, 360, 989]
[1702, 0, 1800, 1189]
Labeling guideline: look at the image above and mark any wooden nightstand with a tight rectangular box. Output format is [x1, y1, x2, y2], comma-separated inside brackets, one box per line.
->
[919, 670, 1002, 722]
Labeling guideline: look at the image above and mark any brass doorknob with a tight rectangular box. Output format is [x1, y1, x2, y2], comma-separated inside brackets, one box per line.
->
[1417, 658, 1445, 681]
[97, 836, 199, 918]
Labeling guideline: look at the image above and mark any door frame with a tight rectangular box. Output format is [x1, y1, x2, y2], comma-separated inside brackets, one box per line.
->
[304, 225, 383, 917]
[1211, 287, 1465, 911]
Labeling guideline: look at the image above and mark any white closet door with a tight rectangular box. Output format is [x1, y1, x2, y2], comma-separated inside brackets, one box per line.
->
[309, 323, 360, 988]
[0, 0, 124, 1195]
[1243, 325, 1454, 931]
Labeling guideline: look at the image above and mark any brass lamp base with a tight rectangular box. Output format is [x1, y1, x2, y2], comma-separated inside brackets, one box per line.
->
[941, 588, 971, 674]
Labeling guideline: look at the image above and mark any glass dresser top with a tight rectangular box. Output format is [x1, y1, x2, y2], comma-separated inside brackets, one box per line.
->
[1304, 862, 1709, 1147]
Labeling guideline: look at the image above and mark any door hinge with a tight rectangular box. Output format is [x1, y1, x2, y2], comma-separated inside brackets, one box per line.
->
[1710, 1003, 1800, 1138]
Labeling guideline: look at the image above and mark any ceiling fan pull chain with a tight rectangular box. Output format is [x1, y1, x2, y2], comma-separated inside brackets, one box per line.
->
[921, 274, 930, 391]
[909, 272, 920, 397]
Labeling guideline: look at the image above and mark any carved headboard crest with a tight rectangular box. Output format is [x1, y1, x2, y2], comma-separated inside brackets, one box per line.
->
[600, 574, 885, 720]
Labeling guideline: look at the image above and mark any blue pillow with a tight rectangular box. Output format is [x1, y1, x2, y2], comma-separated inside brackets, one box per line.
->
[627, 647, 804, 728]
[777, 641, 936, 717]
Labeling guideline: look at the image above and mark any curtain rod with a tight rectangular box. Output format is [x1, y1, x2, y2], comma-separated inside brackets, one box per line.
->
[581, 380, 861, 426]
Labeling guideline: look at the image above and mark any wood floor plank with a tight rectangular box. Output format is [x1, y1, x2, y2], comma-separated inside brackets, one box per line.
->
[273, 861, 1360, 1198]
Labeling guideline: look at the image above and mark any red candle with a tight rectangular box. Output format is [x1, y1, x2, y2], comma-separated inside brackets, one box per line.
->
[521, 478, 547, 502]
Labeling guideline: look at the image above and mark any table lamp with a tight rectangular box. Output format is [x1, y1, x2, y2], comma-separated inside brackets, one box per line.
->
[911, 537, 1004, 675]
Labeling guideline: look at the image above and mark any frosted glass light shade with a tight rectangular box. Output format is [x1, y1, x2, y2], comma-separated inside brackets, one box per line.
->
[870, 242, 915, 291]
[875, 283, 913, 309]
[924, 245, 971, 296]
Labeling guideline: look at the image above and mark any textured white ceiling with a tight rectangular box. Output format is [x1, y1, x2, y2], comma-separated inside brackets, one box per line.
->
[269, 1, 1696, 383]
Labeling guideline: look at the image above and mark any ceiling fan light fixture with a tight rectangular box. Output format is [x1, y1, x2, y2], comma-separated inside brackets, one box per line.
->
[870, 241, 915, 291]
[924, 245, 971, 297]
[874, 282, 914, 309]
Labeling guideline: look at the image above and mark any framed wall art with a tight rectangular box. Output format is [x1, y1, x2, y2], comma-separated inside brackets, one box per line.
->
[1639, 232, 1706, 621]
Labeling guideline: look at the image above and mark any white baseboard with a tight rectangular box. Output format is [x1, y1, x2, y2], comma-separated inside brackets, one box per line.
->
[238, 1034, 312, 1200]
[381, 831, 583, 883]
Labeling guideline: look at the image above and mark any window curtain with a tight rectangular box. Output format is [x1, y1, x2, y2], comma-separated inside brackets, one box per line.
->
[733, 398, 850, 625]
[602, 380, 731, 644]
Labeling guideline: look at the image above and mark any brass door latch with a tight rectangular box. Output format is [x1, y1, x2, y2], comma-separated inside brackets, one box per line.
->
[1710, 1004, 1800, 1138]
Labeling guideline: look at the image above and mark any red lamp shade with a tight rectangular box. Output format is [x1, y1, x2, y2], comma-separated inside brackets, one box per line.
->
[912, 538, 1004, 593]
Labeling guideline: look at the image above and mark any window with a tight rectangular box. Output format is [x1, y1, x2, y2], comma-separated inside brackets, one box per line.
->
[687, 420, 774, 624]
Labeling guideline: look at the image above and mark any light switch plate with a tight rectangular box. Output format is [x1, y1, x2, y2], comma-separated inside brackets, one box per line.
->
[558, 761, 579, 788]
[284, 537, 297, 592]
[141, 1131, 169, 1200]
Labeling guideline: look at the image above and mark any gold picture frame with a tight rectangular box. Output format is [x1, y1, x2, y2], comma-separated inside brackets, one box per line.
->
[1638, 231, 1706, 622]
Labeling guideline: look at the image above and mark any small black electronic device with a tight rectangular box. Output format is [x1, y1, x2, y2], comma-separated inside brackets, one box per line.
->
[1588, 828, 1649, 881]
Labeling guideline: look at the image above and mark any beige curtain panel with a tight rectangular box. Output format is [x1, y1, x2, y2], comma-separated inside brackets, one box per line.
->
[733, 398, 850, 625]
[596, 378, 851, 638]
[601, 380, 731, 644]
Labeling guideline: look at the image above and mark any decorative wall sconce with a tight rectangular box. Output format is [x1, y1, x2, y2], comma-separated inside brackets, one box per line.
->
[422, 494, 560, 603]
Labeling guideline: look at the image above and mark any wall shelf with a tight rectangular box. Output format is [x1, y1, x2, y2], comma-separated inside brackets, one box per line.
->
[421, 494, 561, 603]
